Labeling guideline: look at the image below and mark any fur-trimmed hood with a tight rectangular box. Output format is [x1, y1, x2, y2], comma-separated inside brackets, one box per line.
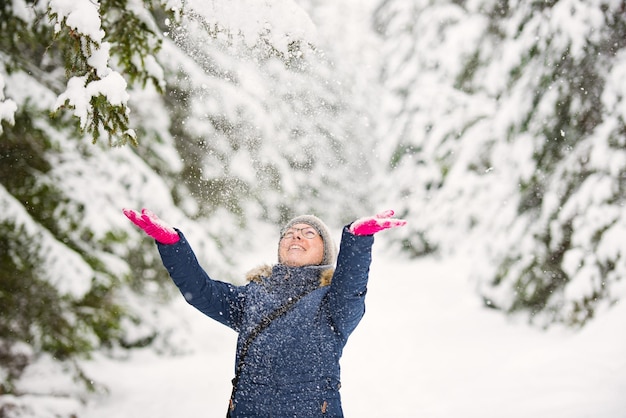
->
[245, 264, 334, 287]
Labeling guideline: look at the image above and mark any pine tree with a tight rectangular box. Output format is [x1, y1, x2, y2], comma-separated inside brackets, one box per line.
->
[0, 0, 174, 398]
[375, 0, 626, 327]
[160, 7, 375, 230]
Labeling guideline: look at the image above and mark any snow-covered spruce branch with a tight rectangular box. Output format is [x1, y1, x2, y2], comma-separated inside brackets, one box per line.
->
[47, 0, 171, 146]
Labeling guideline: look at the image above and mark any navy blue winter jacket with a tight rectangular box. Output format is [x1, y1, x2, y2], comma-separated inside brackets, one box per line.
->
[157, 226, 374, 417]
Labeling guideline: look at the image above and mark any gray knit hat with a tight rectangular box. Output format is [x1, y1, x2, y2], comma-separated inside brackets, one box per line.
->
[279, 215, 337, 266]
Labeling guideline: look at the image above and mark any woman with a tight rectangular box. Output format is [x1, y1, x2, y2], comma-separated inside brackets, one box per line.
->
[123, 208, 405, 417]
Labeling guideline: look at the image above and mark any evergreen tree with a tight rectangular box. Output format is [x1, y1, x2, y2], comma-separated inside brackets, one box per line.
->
[0, 0, 175, 400]
[161, 7, 375, 229]
[375, 0, 626, 327]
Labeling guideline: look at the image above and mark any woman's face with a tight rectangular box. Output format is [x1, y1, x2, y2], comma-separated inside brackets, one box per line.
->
[278, 223, 325, 267]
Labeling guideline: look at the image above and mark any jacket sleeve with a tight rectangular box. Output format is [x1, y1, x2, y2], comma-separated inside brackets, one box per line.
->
[328, 225, 374, 340]
[156, 230, 245, 332]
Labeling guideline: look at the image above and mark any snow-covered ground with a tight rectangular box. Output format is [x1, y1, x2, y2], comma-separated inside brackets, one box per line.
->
[79, 243, 626, 418]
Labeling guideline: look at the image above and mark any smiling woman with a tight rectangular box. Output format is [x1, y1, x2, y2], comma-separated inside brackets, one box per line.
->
[279, 224, 325, 267]
[278, 215, 336, 267]
[122, 208, 405, 417]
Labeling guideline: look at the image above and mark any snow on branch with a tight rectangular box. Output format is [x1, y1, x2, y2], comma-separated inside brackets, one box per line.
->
[45, 0, 176, 146]
[0, 73, 18, 134]
[182, 0, 318, 54]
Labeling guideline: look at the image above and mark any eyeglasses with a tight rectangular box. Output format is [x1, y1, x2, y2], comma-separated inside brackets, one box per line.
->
[281, 227, 319, 240]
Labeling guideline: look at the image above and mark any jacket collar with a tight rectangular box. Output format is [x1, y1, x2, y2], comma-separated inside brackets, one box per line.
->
[245, 264, 334, 287]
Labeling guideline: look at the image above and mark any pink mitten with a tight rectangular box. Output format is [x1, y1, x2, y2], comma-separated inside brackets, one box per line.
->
[123, 208, 180, 245]
[349, 209, 407, 236]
